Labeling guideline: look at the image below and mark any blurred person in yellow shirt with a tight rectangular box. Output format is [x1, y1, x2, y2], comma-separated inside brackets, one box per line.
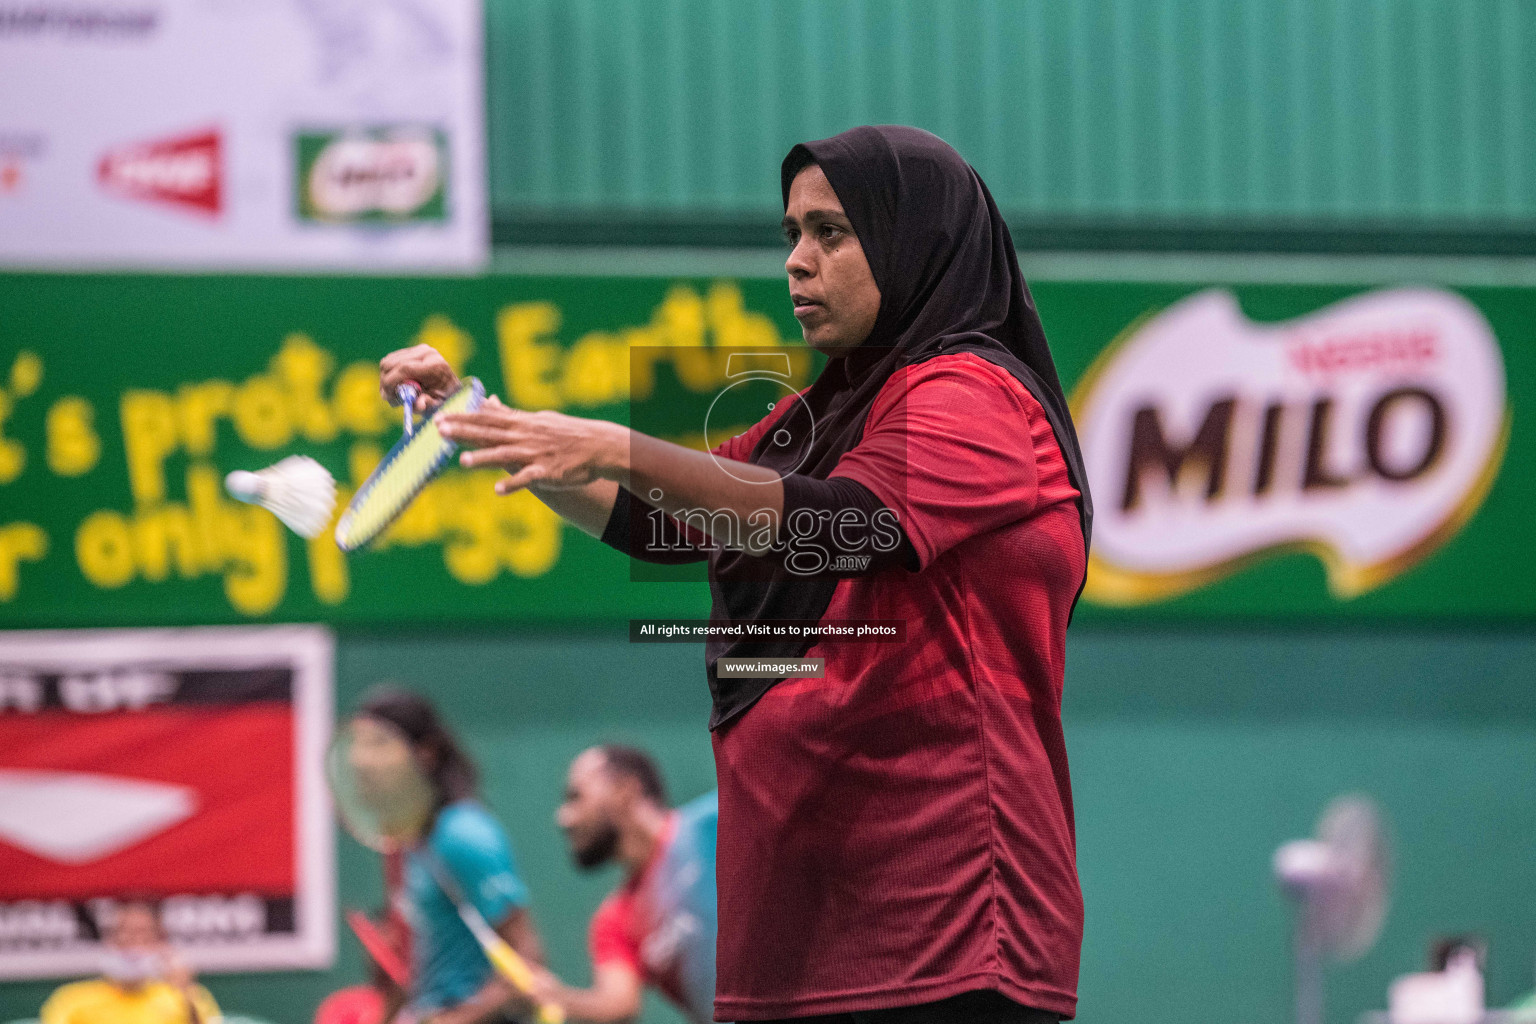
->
[40, 900, 220, 1024]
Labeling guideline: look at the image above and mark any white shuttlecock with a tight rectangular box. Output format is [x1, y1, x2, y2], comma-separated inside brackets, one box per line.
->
[225, 456, 337, 539]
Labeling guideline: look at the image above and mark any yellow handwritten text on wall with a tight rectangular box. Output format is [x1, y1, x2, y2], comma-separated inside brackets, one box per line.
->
[416, 314, 476, 374]
[120, 333, 392, 506]
[495, 282, 789, 412]
[0, 350, 44, 485]
[9, 351, 43, 397]
[49, 285, 788, 617]
[0, 391, 25, 484]
[0, 523, 47, 601]
[47, 397, 101, 476]
[75, 465, 286, 615]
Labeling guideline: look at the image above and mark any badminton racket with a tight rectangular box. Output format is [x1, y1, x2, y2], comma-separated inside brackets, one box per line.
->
[335, 377, 486, 551]
[420, 850, 564, 1024]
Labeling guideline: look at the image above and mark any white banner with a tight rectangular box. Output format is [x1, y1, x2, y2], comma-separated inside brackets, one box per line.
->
[0, 0, 486, 270]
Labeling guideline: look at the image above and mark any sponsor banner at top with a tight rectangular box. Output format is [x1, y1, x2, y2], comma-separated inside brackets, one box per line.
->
[0, 0, 485, 270]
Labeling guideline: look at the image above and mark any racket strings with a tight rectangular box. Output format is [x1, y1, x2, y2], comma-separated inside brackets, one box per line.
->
[335, 379, 486, 551]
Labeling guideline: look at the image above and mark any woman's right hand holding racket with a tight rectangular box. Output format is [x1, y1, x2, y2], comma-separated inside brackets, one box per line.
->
[380, 344, 460, 412]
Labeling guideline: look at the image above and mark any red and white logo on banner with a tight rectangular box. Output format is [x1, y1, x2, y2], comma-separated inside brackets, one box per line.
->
[97, 128, 223, 216]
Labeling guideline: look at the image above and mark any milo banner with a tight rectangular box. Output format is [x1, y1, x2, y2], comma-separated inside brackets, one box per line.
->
[0, 625, 334, 978]
[1072, 286, 1515, 615]
[0, 272, 1528, 626]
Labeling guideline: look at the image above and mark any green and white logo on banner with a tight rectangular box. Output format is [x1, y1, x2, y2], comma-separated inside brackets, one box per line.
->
[293, 126, 449, 224]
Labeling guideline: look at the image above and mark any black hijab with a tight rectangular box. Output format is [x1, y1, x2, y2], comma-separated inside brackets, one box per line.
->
[704, 125, 1093, 729]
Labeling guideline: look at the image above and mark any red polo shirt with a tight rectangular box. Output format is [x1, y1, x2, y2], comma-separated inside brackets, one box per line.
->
[709, 352, 1086, 1021]
[589, 813, 692, 1013]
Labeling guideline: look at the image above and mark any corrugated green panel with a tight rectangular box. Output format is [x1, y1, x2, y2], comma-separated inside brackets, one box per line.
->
[486, 0, 1536, 225]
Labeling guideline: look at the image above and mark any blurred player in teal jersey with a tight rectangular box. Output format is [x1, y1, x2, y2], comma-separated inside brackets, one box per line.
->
[529, 746, 718, 1024]
[341, 687, 546, 1024]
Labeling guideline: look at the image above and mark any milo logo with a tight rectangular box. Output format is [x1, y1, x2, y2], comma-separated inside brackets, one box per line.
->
[294, 127, 447, 223]
[1072, 288, 1509, 604]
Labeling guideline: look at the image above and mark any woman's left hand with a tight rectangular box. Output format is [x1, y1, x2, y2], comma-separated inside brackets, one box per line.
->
[437, 396, 628, 494]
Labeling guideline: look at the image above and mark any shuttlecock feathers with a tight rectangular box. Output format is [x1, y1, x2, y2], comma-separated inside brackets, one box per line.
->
[225, 455, 337, 539]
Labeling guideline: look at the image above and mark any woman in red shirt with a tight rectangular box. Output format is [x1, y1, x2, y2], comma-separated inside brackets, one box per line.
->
[391, 125, 1093, 1023]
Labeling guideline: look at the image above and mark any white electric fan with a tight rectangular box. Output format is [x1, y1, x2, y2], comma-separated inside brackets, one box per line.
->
[1274, 794, 1392, 1024]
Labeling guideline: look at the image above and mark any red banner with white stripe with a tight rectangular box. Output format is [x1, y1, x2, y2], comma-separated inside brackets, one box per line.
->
[0, 626, 334, 979]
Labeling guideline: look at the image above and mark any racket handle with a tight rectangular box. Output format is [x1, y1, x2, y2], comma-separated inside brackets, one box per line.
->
[485, 943, 565, 1023]
[460, 909, 565, 1024]
[396, 381, 421, 436]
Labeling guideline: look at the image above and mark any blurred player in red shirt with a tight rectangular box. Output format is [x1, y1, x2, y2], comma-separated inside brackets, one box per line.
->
[528, 747, 717, 1024]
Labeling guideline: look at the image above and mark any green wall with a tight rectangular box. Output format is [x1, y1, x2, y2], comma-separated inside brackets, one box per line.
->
[487, 0, 1536, 231]
[6, 627, 1533, 1024]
